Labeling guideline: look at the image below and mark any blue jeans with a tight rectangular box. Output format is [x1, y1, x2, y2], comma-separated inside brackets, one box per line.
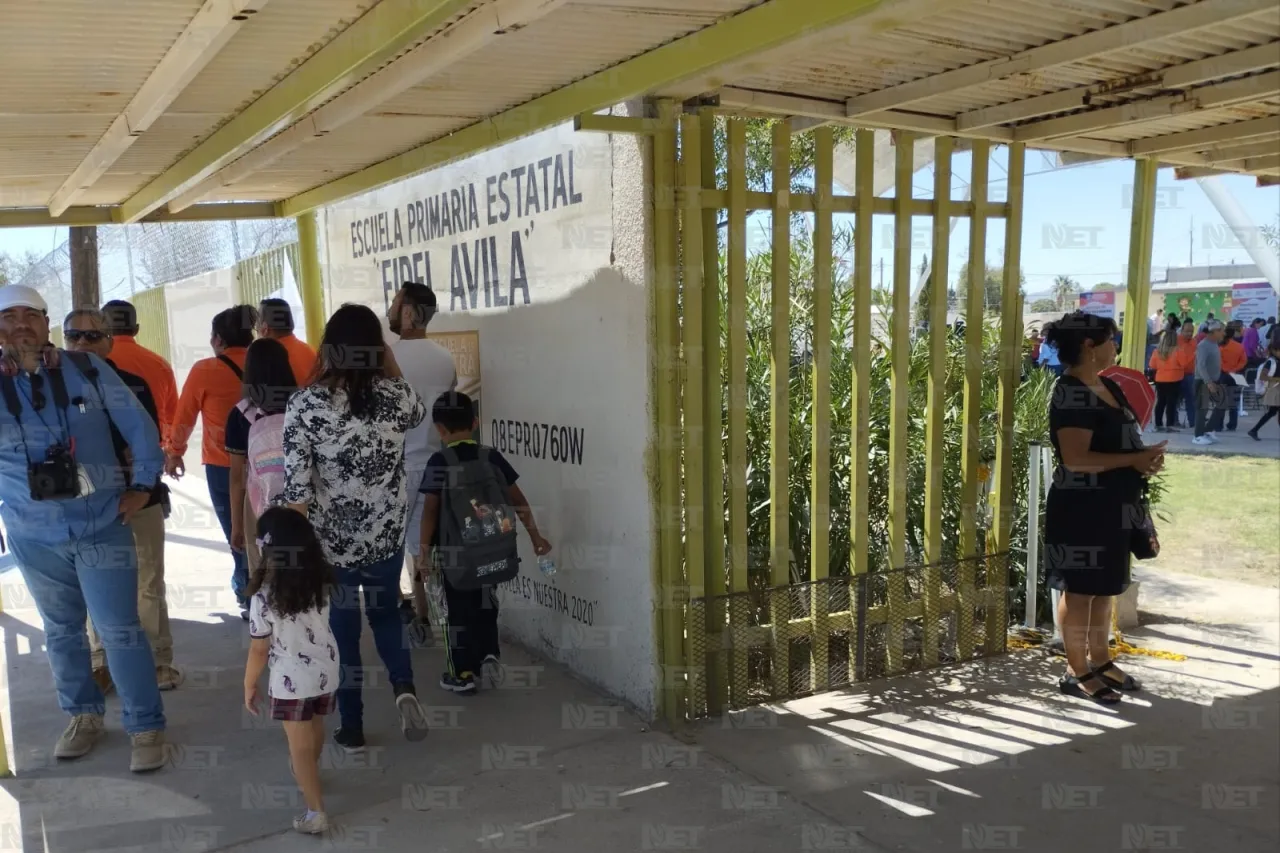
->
[8, 521, 164, 734]
[1180, 375, 1196, 427]
[329, 548, 413, 731]
[205, 464, 248, 603]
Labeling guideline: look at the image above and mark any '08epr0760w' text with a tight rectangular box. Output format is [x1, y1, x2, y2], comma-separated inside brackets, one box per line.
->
[491, 419, 585, 466]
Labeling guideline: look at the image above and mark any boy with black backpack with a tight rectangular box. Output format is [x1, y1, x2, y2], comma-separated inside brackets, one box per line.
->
[418, 392, 551, 694]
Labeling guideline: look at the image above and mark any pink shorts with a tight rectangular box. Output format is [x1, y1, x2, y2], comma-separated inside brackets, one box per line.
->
[270, 692, 336, 721]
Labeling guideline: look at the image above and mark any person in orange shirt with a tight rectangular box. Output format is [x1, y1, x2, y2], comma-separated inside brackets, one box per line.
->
[1176, 319, 1198, 430]
[257, 299, 316, 386]
[1148, 330, 1186, 432]
[167, 305, 255, 616]
[102, 299, 180, 444]
[1220, 322, 1248, 432]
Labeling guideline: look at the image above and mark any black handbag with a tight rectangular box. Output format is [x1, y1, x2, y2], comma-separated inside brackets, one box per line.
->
[1130, 485, 1160, 560]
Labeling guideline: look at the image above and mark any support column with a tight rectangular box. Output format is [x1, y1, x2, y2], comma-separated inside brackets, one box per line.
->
[1122, 159, 1158, 370]
[69, 225, 100, 309]
[296, 212, 325, 345]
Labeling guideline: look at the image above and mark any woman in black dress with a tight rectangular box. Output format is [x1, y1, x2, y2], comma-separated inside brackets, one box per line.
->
[1044, 313, 1166, 704]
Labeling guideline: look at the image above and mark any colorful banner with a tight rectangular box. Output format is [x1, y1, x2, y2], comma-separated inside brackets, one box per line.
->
[1079, 290, 1116, 319]
[1231, 281, 1278, 324]
[1163, 290, 1233, 322]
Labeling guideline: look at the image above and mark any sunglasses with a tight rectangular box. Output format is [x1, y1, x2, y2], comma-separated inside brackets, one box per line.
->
[63, 330, 109, 344]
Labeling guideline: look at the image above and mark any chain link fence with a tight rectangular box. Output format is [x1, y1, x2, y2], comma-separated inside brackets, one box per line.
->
[13, 219, 298, 336]
[686, 553, 1011, 719]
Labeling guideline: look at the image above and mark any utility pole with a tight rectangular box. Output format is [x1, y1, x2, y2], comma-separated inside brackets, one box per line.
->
[69, 226, 100, 309]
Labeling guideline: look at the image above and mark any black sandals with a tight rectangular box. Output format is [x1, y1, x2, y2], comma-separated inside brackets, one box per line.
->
[1059, 672, 1122, 705]
[1090, 660, 1142, 691]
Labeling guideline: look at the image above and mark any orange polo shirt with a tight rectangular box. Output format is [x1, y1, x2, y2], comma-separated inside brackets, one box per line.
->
[1148, 350, 1185, 383]
[276, 333, 317, 386]
[109, 334, 179, 443]
[168, 347, 247, 468]
[1221, 339, 1247, 374]
[1176, 338, 1197, 375]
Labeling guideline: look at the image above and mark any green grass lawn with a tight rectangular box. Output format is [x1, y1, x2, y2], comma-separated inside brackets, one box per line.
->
[1149, 455, 1280, 587]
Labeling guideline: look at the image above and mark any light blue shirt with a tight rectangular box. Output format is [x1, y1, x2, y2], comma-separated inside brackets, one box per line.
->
[1037, 342, 1061, 367]
[0, 351, 162, 546]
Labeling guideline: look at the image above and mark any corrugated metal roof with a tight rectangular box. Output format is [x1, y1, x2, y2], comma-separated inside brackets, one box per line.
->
[1, 0, 1277, 218]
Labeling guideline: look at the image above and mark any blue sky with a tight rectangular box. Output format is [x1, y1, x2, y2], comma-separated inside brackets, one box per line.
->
[3, 152, 1278, 298]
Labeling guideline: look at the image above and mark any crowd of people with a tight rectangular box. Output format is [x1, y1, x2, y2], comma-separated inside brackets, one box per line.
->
[0, 282, 550, 835]
[1027, 308, 1280, 443]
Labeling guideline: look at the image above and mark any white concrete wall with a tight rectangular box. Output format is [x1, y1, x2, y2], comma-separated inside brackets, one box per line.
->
[321, 118, 658, 717]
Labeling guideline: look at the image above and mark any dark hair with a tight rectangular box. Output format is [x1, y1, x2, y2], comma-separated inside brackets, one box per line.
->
[212, 305, 257, 348]
[1207, 312, 1215, 319]
[432, 390, 476, 433]
[242, 338, 297, 415]
[101, 299, 139, 335]
[399, 282, 438, 328]
[259, 298, 295, 334]
[244, 507, 332, 618]
[1043, 311, 1117, 366]
[1269, 316, 1276, 324]
[1253, 317, 1266, 326]
[316, 303, 386, 420]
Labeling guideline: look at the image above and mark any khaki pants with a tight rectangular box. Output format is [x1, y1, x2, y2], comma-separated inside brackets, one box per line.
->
[88, 503, 172, 669]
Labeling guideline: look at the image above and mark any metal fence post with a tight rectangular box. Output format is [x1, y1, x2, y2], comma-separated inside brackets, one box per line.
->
[1025, 442, 1041, 629]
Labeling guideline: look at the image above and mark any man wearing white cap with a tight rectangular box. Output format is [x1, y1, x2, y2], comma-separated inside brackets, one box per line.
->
[0, 284, 168, 772]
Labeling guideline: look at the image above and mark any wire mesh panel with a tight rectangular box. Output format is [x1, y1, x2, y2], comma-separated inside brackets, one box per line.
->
[685, 554, 1010, 719]
[133, 286, 172, 364]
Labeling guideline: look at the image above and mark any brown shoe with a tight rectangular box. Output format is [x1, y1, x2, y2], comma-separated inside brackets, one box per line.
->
[156, 664, 184, 691]
[130, 729, 166, 772]
[55, 713, 105, 759]
[93, 667, 114, 696]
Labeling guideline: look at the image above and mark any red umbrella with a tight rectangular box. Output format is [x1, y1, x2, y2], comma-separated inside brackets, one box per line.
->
[1100, 365, 1156, 429]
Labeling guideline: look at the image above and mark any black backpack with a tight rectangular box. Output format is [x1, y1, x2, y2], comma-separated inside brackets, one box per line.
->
[437, 445, 520, 590]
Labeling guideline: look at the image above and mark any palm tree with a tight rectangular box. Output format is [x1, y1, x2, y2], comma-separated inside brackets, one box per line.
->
[1052, 275, 1080, 311]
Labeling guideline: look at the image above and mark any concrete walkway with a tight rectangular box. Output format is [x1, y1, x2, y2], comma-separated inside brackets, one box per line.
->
[1156, 406, 1280, 458]
[3, 486, 1278, 852]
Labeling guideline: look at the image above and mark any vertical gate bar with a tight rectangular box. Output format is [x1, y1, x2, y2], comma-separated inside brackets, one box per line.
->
[850, 128, 875, 681]
[887, 131, 914, 674]
[990, 143, 1025, 646]
[700, 109, 729, 716]
[768, 121, 788, 696]
[680, 114, 708, 720]
[1121, 158, 1158, 371]
[652, 99, 685, 726]
[923, 136, 954, 668]
[810, 126, 834, 692]
[726, 118, 750, 706]
[769, 122, 792, 698]
[958, 140, 990, 660]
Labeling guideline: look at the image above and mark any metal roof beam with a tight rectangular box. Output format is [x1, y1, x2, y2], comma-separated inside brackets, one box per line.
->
[1129, 115, 1280, 154]
[714, 87, 1135, 159]
[279, 0, 917, 216]
[168, 0, 568, 213]
[0, 202, 278, 229]
[1259, 175, 1280, 186]
[47, 0, 270, 217]
[1200, 139, 1280, 162]
[845, 0, 1276, 117]
[1015, 71, 1280, 141]
[957, 41, 1280, 131]
[115, 0, 477, 223]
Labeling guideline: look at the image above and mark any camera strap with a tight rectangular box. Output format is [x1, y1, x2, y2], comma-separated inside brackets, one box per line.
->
[217, 354, 243, 379]
[0, 374, 21, 421]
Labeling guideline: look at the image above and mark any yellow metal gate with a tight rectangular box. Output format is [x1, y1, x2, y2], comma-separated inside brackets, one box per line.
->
[647, 103, 1029, 724]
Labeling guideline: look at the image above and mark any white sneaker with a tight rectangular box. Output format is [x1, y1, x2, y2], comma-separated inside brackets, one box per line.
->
[1192, 436, 1214, 446]
[1206, 431, 1218, 439]
[293, 811, 329, 835]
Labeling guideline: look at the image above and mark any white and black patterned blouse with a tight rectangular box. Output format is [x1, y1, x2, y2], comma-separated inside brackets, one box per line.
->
[282, 377, 426, 567]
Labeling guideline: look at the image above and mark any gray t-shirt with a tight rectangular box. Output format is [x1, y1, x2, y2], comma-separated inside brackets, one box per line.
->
[1195, 338, 1221, 383]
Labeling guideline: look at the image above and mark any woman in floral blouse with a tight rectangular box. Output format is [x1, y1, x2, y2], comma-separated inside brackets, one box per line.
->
[282, 304, 429, 751]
